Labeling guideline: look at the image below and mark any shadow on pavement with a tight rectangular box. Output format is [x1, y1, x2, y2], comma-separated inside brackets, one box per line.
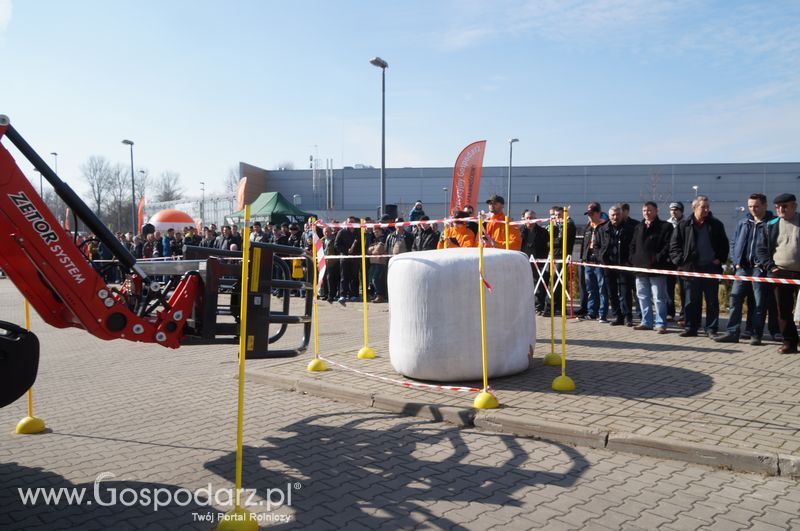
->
[497, 359, 714, 398]
[205, 411, 589, 530]
[0, 462, 210, 530]
[545, 337, 738, 354]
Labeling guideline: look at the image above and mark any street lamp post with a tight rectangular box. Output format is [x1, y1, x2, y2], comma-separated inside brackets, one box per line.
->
[692, 185, 699, 197]
[34, 169, 42, 197]
[442, 187, 449, 217]
[50, 152, 58, 175]
[122, 139, 136, 235]
[507, 138, 519, 217]
[370, 56, 388, 217]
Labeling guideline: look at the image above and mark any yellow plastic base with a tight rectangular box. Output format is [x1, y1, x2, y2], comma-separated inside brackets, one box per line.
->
[307, 358, 328, 372]
[217, 506, 259, 531]
[473, 391, 500, 409]
[552, 375, 576, 392]
[15, 416, 46, 434]
[543, 352, 562, 366]
[357, 346, 376, 359]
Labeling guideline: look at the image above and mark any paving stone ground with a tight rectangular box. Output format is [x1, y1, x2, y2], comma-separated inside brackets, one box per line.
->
[248, 295, 800, 460]
[0, 280, 799, 529]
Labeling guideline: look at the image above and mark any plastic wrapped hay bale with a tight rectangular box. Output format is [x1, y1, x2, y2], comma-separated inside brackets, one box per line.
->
[388, 247, 535, 382]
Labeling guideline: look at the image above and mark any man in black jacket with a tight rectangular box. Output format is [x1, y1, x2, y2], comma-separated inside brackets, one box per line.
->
[334, 217, 359, 305]
[629, 201, 673, 333]
[520, 209, 549, 314]
[755, 193, 800, 354]
[581, 202, 609, 321]
[412, 216, 440, 251]
[669, 195, 729, 338]
[597, 205, 635, 326]
[544, 206, 577, 316]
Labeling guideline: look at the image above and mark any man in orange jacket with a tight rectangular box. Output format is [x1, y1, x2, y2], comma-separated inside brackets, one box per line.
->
[484, 195, 522, 250]
[438, 211, 477, 249]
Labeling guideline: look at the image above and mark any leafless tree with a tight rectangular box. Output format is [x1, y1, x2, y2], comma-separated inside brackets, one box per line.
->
[155, 170, 184, 202]
[81, 156, 113, 217]
[274, 161, 294, 171]
[107, 163, 129, 232]
[224, 167, 240, 193]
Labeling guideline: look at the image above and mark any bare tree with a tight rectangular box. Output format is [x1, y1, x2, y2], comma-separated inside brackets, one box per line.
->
[155, 170, 184, 202]
[81, 156, 113, 217]
[107, 163, 129, 232]
[224, 167, 240, 193]
[274, 161, 294, 171]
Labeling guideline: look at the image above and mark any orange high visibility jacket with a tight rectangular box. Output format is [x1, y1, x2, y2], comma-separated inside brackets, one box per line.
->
[437, 224, 477, 249]
[486, 213, 522, 250]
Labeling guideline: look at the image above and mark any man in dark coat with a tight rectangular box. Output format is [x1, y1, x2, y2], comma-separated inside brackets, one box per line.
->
[669, 195, 729, 337]
[597, 205, 635, 326]
[629, 201, 673, 332]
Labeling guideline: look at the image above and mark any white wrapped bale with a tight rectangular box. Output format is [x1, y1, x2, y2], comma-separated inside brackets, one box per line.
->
[388, 247, 535, 382]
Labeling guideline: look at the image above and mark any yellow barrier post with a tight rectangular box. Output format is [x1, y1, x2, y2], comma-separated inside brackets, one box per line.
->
[15, 300, 46, 435]
[543, 213, 561, 366]
[474, 213, 500, 409]
[356, 219, 376, 359]
[219, 207, 258, 531]
[504, 215, 510, 251]
[307, 219, 328, 372]
[553, 206, 576, 392]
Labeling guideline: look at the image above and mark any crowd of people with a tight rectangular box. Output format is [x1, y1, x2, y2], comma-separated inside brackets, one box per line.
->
[78, 191, 800, 355]
[567, 192, 800, 354]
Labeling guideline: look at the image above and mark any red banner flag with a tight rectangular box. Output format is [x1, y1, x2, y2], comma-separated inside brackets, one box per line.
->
[449, 140, 486, 215]
[235, 177, 248, 211]
[137, 196, 145, 234]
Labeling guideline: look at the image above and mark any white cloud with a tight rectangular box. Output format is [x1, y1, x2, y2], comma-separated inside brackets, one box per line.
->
[0, 0, 11, 33]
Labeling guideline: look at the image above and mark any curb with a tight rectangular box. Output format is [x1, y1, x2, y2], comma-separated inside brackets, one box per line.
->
[245, 370, 797, 478]
[474, 410, 608, 449]
[606, 434, 778, 476]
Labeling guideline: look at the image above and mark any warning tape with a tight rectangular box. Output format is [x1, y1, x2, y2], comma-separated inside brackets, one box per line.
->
[314, 216, 549, 230]
[318, 356, 493, 395]
[574, 261, 800, 285]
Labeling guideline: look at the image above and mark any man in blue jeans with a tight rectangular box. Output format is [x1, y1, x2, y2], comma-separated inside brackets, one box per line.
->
[629, 201, 673, 333]
[580, 202, 608, 321]
[715, 193, 773, 345]
[669, 196, 729, 338]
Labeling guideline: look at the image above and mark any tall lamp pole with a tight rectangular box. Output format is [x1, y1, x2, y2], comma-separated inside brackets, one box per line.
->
[692, 185, 699, 197]
[443, 187, 449, 217]
[122, 139, 136, 234]
[200, 181, 206, 223]
[507, 138, 519, 217]
[50, 152, 58, 175]
[370, 56, 388, 217]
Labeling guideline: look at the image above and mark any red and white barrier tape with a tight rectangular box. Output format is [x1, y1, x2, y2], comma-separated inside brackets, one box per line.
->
[314, 216, 549, 230]
[574, 261, 800, 285]
[318, 356, 493, 395]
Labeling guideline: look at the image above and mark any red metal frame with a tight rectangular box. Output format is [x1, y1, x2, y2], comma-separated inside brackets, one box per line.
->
[0, 122, 196, 348]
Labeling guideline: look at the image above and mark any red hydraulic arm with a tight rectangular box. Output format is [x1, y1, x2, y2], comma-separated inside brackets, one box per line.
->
[0, 115, 199, 348]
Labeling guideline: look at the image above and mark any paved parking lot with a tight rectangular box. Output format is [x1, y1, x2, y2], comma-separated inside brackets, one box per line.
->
[1, 280, 799, 529]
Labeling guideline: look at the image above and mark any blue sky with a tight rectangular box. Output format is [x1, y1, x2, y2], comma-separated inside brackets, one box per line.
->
[1, 0, 798, 196]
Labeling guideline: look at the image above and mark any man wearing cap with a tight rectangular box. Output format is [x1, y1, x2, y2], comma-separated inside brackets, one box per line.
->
[669, 195, 729, 338]
[580, 202, 609, 321]
[715, 193, 774, 345]
[667, 202, 685, 323]
[484, 195, 522, 251]
[756, 193, 800, 354]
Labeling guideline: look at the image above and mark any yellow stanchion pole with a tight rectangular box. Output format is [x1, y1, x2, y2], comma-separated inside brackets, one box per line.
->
[474, 213, 500, 409]
[15, 300, 46, 435]
[553, 206, 576, 392]
[219, 206, 259, 531]
[543, 213, 561, 366]
[357, 219, 376, 359]
[504, 215, 510, 251]
[308, 219, 328, 372]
